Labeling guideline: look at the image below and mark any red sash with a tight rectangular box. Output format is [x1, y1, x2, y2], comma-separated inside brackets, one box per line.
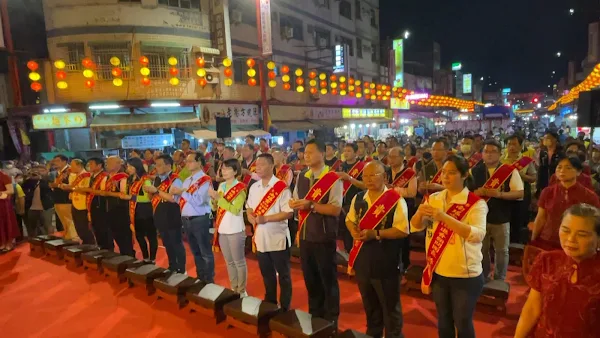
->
[364, 157, 373, 163]
[251, 180, 288, 252]
[330, 159, 342, 172]
[242, 160, 257, 185]
[512, 156, 533, 171]
[422, 192, 481, 294]
[105, 172, 129, 193]
[203, 163, 211, 174]
[392, 168, 416, 188]
[71, 171, 91, 188]
[54, 167, 71, 185]
[275, 164, 291, 182]
[128, 176, 149, 233]
[212, 182, 246, 252]
[297, 171, 340, 241]
[151, 173, 179, 211]
[86, 171, 108, 220]
[481, 164, 515, 202]
[468, 152, 482, 168]
[407, 157, 418, 168]
[380, 155, 388, 165]
[431, 169, 442, 185]
[343, 161, 366, 195]
[179, 175, 212, 211]
[348, 189, 401, 273]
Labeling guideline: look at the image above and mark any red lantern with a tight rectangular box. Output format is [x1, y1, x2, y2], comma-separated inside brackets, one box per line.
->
[246, 58, 256, 68]
[27, 61, 39, 71]
[309, 71, 317, 79]
[139, 56, 149, 65]
[330, 75, 337, 82]
[309, 87, 317, 94]
[197, 78, 207, 87]
[331, 88, 338, 95]
[169, 67, 179, 76]
[82, 58, 93, 68]
[283, 83, 291, 90]
[248, 78, 257, 86]
[85, 79, 95, 88]
[141, 77, 151, 86]
[340, 83, 347, 90]
[320, 80, 327, 88]
[349, 78, 355, 85]
[349, 91, 355, 97]
[376, 84, 382, 90]
[268, 71, 276, 79]
[56, 71, 67, 80]
[224, 67, 233, 77]
[30, 82, 42, 92]
[281, 65, 290, 74]
[196, 57, 205, 68]
[296, 77, 304, 85]
[111, 67, 122, 77]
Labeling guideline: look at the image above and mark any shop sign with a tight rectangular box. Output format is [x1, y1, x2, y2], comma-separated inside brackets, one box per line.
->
[342, 108, 391, 119]
[308, 107, 342, 120]
[121, 134, 174, 149]
[270, 106, 341, 120]
[32, 112, 87, 130]
[200, 104, 260, 126]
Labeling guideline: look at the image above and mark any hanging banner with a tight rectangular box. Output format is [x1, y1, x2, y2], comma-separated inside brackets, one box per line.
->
[260, 0, 273, 56]
[32, 112, 88, 130]
[200, 104, 260, 126]
[393, 39, 404, 88]
[463, 74, 472, 94]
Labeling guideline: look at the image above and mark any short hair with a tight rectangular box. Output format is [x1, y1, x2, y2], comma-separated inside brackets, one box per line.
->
[244, 143, 255, 152]
[389, 147, 405, 157]
[326, 143, 337, 150]
[294, 140, 304, 146]
[366, 160, 386, 172]
[473, 134, 484, 140]
[131, 149, 142, 155]
[222, 158, 241, 176]
[193, 152, 207, 167]
[432, 138, 449, 150]
[404, 143, 416, 156]
[144, 149, 153, 154]
[87, 157, 104, 168]
[182, 139, 190, 145]
[377, 141, 387, 147]
[259, 137, 267, 143]
[565, 140, 586, 153]
[71, 158, 84, 168]
[156, 154, 174, 166]
[563, 203, 600, 235]
[224, 146, 235, 153]
[246, 134, 256, 141]
[444, 155, 470, 177]
[53, 154, 68, 162]
[483, 139, 503, 152]
[345, 143, 359, 153]
[557, 154, 584, 171]
[462, 135, 474, 141]
[544, 131, 560, 141]
[257, 153, 274, 165]
[505, 133, 524, 145]
[298, 147, 305, 153]
[306, 139, 326, 153]
[356, 140, 366, 146]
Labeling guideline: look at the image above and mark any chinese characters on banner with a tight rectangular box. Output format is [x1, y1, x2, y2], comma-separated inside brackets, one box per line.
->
[269, 106, 341, 121]
[200, 104, 260, 126]
[210, 0, 227, 56]
[121, 134, 175, 149]
[259, 0, 272, 56]
[342, 108, 391, 119]
[32, 112, 88, 130]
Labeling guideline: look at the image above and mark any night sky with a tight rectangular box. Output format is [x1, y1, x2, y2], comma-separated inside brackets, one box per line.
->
[380, 0, 596, 94]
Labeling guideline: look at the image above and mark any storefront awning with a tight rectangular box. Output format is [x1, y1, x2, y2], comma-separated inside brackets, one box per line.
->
[90, 113, 203, 131]
[272, 120, 319, 132]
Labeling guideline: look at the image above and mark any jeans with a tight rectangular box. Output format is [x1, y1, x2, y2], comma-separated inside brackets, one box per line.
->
[159, 227, 186, 273]
[482, 222, 510, 281]
[182, 215, 214, 282]
[431, 273, 484, 338]
[27, 208, 55, 237]
[356, 273, 404, 338]
[71, 207, 96, 245]
[219, 231, 247, 294]
[257, 247, 292, 311]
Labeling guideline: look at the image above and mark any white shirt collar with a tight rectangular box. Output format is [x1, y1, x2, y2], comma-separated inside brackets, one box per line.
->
[437, 187, 470, 205]
[362, 186, 389, 202]
[256, 175, 278, 189]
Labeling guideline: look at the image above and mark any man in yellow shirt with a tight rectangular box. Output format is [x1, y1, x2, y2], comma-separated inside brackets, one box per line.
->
[61, 159, 95, 244]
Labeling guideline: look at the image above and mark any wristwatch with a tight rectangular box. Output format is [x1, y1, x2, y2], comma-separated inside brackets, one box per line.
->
[375, 230, 381, 240]
[309, 201, 315, 211]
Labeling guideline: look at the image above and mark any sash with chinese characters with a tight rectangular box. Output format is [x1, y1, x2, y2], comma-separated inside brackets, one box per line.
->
[512, 156, 533, 171]
[151, 173, 179, 212]
[343, 161, 366, 195]
[173, 164, 184, 175]
[128, 176, 149, 233]
[297, 171, 341, 238]
[422, 192, 480, 294]
[481, 164, 514, 203]
[71, 171, 91, 189]
[179, 175, 212, 211]
[407, 157, 418, 168]
[105, 172, 129, 193]
[212, 182, 246, 252]
[330, 159, 342, 172]
[431, 168, 443, 185]
[275, 164, 291, 182]
[392, 168, 416, 188]
[242, 160, 257, 185]
[251, 180, 288, 252]
[86, 171, 108, 220]
[468, 152, 482, 168]
[347, 189, 401, 274]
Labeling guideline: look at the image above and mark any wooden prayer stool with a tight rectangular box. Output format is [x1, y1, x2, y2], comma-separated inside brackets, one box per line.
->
[269, 309, 335, 338]
[185, 282, 240, 324]
[336, 329, 371, 338]
[82, 250, 120, 273]
[478, 280, 510, 313]
[102, 255, 147, 283]
[509, 243, 525, 267]
[153, 273, 198, 308]
[404, 265, 424, 292]
[125, 264, 170, 295]
[43, 239, 80, 261]
[28, 235, 59, 257]
[223, 297, 281, 337]
[63, 244, 98, 268]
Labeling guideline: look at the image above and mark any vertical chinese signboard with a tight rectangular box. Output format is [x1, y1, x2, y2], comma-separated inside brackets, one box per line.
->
[463, 73, 472, 94]
[210, 0, 227, 56]
[260, 0, 272, 56]
[393, 39, 404, 88]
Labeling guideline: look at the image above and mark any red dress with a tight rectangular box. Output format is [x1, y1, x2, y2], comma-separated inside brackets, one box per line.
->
[0, 171, 19, 244]
[548, 173, 592, 187]
[535, 182, 600, 249]
[526, 251, 600, 338]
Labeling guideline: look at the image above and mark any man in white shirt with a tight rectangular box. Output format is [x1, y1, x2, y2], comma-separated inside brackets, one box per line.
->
[61, 159, 95, 245]
[246, 153, 294, 310]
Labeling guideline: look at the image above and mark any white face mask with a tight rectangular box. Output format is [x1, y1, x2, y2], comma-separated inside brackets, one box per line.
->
[460, 144, 472, 154]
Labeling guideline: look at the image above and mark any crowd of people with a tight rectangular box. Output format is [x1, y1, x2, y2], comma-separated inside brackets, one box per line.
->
[0, 128, 599, 338]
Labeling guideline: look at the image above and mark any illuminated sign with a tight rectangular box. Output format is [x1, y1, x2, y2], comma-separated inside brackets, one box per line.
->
[502, 88, 511, 93]
[463, 74, 472, 94]
[342, 108, 391, 119]
[121, 134, 174, 149]
[405, 93, 429, 100]
[32, 112, 87, 130]
[451, 62, 462, 71]
[393, 39, 404, 87]
[333, 44, 348, 74]
[390, 98, 410, 110]
[259, 0, 272, 56]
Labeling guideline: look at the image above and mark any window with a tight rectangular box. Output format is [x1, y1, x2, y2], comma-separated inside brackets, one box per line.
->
[90, 42, 132, 80]
[159, 0, 200, 10]
[280, 14, 303, 41]
[356, 38, 362, 58]
[339, 0, 352, 20]
[230, 0, 256, 26]
[370, 9, 377, 27]
[371, 43, 377, 62]
[233, 57, 261, 85]
[339, 36, 354, 57]
[141, 46, 192, 80]
[314, 27, 331, 48]
[355, 0, 361, 20]
[59, 42, 85, 71]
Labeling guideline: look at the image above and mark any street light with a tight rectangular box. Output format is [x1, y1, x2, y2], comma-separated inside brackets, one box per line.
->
[404, 30, 410, 39]
[556, 51, 562, 57]
[552, 70, 556, 74]
[480, 76, 484, 81]
[569, 8, 574, 15]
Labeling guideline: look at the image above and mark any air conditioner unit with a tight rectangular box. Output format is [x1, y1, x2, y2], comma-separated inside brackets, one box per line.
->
[205, 71, 220, 84]
[319, 37, 328, 48]
[231, 10, 242, 24]
[283, 27, 294, 39]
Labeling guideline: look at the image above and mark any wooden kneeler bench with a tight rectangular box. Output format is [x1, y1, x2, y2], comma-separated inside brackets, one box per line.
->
[63, 245, 98, 267]
[404, 265, 424, 292]
[185, 282, 240, 324]
[290, 246, 351, 276]
[478, 280, 510, 313]
[269, 309, 335, 338]
[103, 255, 147, 283]
[82, 250, 120, 273]
[153, 273, 198, 308]
[508, 243, 525, 267]
[29, 235, 60, 256]
[336, 329, 372, 338]
[223, 297, 281, 337]
[43, 239, 80, 260]
[125, 264, 170, 295]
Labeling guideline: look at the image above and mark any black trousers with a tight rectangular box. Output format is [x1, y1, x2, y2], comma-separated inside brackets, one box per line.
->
[90, 207, 113, 251]
[401, 200, 416, 271]
[356, 273, 404, 338]
[339, 206, 353, 253]
[107, 207, 134, 256]
[134, 216, 158, 260]
[300, 240, 340, 326]
[71, 207, 96, 245]
[257, 247, 292, 311]
[509, 198, 530, 244]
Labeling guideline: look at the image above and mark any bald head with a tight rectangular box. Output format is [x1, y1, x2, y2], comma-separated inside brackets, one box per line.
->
[106, 156, 122, 172]
[388, 147, 405, 168]
[272, 150, 284, 165]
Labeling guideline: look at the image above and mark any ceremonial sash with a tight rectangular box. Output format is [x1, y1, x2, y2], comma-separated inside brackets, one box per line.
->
[347, 189, 401, 273]
[149, 168, 157, 176]
[512, 156, 533, 171]
[71, 171, 91, 188]
[242, 160, 257, 185]
[86, 171, 108, 220]
[364, 157, 373, 163]
[468, 152, 482, 168]
[330, 159, 342, 172]
[380, 155, 388, 165]
[422, 192, 480, 294]
[431, 169, 443, 185]
[407, 157, 418, 168]
[128, 176, 149, 233]
[203, 163, 211, 174]
[178, 175, 212, 211]
[251, 180, 288, 252]
[151, 173, 179, 212]
[54, 167, 71, 186]
[392, 168, 416, 188]
[212, 182, 246, 252]
[343, 161, 366, 195]
[173, 164, 182, 175]
[480, 164, 515, 202]
[105, 172, 129, 193]
[297, 171, 340, 239]
[275, 164, 291, 182]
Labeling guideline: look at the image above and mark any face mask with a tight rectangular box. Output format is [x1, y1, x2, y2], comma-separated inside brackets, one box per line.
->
[460, 145, 472, 154]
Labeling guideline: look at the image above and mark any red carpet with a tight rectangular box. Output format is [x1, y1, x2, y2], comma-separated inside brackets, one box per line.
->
[0, 242, 526, 337]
